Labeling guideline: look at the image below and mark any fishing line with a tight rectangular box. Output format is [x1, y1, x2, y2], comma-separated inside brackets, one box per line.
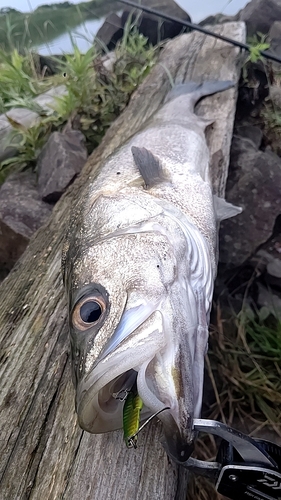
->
[118, 0, 281, 65]
[128, 406, 171, 447]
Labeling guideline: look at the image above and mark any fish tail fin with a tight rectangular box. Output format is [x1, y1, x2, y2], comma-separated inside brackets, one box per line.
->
[164, 80, 235, 106]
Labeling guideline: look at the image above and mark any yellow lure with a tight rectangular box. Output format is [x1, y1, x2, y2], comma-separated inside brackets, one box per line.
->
[123, 382, 143, 448]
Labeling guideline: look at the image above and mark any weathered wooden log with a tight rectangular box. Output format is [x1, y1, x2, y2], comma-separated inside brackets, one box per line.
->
[0, 23, 245, 500]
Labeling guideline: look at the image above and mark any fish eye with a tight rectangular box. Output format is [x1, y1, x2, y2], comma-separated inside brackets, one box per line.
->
[72, 296, 106, 331]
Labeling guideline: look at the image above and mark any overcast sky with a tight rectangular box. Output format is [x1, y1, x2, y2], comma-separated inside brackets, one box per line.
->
[1, 0, 249, 22]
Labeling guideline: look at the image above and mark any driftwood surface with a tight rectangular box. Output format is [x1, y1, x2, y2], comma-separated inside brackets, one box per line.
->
[0, 23, 245, 500]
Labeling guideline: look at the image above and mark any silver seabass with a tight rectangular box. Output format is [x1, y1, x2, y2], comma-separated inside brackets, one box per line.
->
[62, 81, 241, 462]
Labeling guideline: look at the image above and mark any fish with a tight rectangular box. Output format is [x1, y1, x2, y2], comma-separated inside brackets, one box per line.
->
[62, 80, 241, 463]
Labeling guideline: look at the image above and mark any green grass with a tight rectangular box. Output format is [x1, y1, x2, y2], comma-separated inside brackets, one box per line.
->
[246, 33, 270, 63]
[0, 48, 57, 111]
[187, 299, 281, 500]
[0, 0, 120, 52]
[0, 23, 157, 182]
[208, 302, 281, 434]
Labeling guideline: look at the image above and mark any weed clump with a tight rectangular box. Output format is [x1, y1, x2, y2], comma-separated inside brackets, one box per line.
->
[207, 303, 281, 434]
[0, 25, 157, 182]
[0, 49, 52, 111]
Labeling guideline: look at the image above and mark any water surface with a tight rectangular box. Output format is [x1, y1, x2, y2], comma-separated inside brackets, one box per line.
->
[36, 17, 106, 55]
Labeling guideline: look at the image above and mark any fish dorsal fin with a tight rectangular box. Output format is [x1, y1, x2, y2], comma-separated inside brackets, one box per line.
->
[213, 194, 242, 221]
[131, 146, 169, 188]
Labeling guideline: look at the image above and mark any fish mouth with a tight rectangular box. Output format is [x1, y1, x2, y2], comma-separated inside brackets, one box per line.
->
[76, 309, 194, 462]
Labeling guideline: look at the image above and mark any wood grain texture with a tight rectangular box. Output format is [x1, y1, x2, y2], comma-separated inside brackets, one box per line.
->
[0, 23, 245, 500]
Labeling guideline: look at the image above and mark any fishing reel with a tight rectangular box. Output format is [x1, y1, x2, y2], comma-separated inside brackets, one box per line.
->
[117, 387, 281, 499]
[182, 419, 281, 500]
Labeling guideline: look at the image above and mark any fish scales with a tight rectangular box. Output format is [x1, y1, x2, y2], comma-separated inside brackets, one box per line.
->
[62, 80, 241, 462]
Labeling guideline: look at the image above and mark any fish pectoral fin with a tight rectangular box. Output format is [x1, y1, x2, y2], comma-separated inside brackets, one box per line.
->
[131, 146, 169, 188]
[213, 194, 242, 221]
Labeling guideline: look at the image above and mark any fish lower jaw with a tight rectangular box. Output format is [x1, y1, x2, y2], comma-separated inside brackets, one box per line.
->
[76, 369, 136, 433]
[76, 325, 166, 434]
[76, 344, 193, 458]
[75, 359, 176, 435]
[76, 362, 160, 434]
[76, 362, 194, 463]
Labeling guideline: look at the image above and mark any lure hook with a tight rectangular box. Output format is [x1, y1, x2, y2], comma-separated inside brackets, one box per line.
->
[127, 406, 171, 447]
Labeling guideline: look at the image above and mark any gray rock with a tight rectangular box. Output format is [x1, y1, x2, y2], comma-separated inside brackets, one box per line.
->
[199, 13, 238, 27]
[0, 85, 66, 163]
[95, 0, 191, 50]
[269, 20, 281, 58]
[121, 0, 191, 47]
[253, 241, 281, 288]
[257, 284, 281, 320]
[223, 134, 258, 191]
[269, 84, 281, 109]
[31, 53, 66, 77]
[37, 130, 88, 203]
[266, 263, 281, 278]
[234, 124, 263, 149]
[219, 142, 281, 266]
[95, 13, 123, 51]
[237, 62, 269, 120]
[100, 52, 117, 73]
[0, 171, 53, 270]
[256, 249, 281, 277]
[238, 0, 281, 36]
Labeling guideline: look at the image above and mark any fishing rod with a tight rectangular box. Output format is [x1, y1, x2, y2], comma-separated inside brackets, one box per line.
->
[118, 0, 281, 65]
